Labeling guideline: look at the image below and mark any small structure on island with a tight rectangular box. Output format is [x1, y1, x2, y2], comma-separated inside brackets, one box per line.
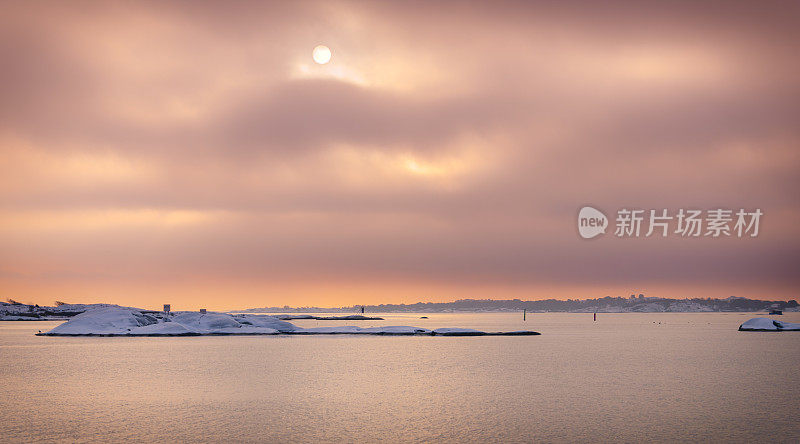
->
[163, 304, 171, 314]
[200, 308, 207, 314]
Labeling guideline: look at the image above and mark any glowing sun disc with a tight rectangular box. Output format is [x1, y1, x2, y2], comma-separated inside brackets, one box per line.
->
[312, 45, 331, 64]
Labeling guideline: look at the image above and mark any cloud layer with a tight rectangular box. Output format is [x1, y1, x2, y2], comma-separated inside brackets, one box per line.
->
[2, 1, 799, 308]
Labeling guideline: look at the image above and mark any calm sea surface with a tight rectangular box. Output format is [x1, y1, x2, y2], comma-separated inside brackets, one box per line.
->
[1, 312, 798, 443]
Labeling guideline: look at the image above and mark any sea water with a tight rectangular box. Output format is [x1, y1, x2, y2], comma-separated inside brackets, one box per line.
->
[1, 312, 798, 443]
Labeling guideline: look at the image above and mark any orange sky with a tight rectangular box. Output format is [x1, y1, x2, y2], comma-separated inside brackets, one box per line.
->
[1, 1, 799, 310]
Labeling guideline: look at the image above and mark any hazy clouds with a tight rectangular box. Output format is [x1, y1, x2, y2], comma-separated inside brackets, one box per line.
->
[1, 1, 798, 308]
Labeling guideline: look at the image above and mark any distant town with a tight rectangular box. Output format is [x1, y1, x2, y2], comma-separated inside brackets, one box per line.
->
[239, 295, 799, 314]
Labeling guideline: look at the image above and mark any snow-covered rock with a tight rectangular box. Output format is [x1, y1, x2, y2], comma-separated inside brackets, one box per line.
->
[775, 320, 800, 330]
[234, 314, 297, 332]
[45, 307, 158, 335]
[739, 317, 800, 331]
[40, 308, 287, 336]
[171, 312, 244, 331]
[130, 322, 199, 336]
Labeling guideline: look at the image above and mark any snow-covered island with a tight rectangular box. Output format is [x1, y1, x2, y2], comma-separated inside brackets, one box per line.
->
[36, 306, 540, 337]
[738, 318, 800, 332]
[0, 301, 135, 321]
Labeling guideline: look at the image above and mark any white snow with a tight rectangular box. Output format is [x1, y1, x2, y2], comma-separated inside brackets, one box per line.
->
[41, 308, 287, 336]
[171, 312, 244, 331]
[46, 307, 158, 335]
[234, 314, 297, 332]
[739, 317, 800, 331]
[37, 306, 539, 336]
[432, 328, 485, 336]
[774, 320, 800, 331]
[131, 322, 198, 336]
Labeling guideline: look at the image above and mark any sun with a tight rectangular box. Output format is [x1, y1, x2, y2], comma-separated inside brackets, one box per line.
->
[312, 45, 331, 64]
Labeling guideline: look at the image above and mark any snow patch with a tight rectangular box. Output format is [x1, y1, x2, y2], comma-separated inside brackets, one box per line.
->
[433, 328, 486, 336]
[739, 317, 800, 331]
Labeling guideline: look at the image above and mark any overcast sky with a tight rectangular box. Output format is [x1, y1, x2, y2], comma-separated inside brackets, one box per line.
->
[1, 1, 798, 309]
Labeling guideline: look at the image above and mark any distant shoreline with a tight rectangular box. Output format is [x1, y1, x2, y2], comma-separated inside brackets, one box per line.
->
[4, 296, 798, 322]
[237, 296, 799, 314]
[2, 311, 796, 322]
